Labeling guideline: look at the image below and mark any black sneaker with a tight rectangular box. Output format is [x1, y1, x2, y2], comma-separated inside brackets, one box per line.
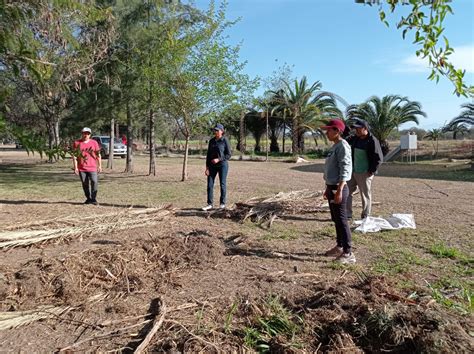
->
[84, 199, 92, 204]
[91, 200, 99, 205]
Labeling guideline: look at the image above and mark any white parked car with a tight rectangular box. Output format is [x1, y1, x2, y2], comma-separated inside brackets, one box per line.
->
[92, 136, 126, 158]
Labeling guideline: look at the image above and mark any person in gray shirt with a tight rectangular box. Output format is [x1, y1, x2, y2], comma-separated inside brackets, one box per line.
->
[321, 119, 355, 264]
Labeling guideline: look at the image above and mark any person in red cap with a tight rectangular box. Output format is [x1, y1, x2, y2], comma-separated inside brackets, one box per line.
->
[72, 127, 102, 205]
[320, 119, 355, 264]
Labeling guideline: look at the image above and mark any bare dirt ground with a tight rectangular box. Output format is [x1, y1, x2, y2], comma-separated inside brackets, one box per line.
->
[0, 149, 473, 352]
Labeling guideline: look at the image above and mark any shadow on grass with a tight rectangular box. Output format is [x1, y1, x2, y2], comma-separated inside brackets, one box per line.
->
[291, 162, 474, 182]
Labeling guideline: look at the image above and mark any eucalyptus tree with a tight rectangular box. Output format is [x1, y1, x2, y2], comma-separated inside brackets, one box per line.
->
[346, 95, 426, 155]
[357, 0, 473, 97]
[162, 2, 257, 181]
[0, 1, 116, 158]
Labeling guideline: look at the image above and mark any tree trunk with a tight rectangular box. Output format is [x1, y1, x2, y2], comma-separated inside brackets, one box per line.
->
[298, 131, 305, 153]
[181, 134, 190, 181]
[148, 107, 156, 176]
[292, 115, 299, 156]
[282, 112, 286, 154]
[125, 101, 133, 173]
[239, 110, 246, 159]
[107, 117, 114, 169]
[54, 120, 60, 147]
[265, 110, 269, 161]
[115, 121, 120, 139]
[380, 140, 390, 156]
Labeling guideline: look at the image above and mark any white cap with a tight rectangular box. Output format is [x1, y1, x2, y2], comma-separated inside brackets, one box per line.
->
[81, 127, 92, 133]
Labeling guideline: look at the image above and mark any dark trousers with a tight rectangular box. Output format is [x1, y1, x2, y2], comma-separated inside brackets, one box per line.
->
[207, 163, 228, 205]
[327, 185, 352, 254]
[79, 171, 98, 201]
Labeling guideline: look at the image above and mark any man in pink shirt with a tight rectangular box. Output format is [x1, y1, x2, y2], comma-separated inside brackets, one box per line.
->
[72, 127, 102, 205]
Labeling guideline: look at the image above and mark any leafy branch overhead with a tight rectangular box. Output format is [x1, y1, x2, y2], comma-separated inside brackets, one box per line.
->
[362, 0, 473, 97]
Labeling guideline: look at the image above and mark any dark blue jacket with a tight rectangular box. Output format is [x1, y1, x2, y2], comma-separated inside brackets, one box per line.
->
[206, 136, 232, 168]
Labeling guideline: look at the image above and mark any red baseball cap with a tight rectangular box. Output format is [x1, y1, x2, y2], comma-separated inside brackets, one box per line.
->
[320, 119, 346, 132]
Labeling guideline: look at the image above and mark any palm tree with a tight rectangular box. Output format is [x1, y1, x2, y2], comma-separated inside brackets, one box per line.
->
[446, 103, 474, 129]
[424, 128, 443, 158]
[268, 76, 341, 155]
[346, 95, 426, 155]
[443, 122, 469, 140]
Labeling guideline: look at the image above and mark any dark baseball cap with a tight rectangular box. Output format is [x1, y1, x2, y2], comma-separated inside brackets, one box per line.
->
[213, 123, 224, 131]
[320, 119, 346, 132]
[351, 119, 368, 129]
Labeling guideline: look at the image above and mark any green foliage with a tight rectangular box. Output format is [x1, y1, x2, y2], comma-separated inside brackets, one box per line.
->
[429, 243, 462, 259]
[426, 280, 472, 314]
[363, 0, 473, 97]
[224, 300, 239, 334]
[242, 296, 302, 352]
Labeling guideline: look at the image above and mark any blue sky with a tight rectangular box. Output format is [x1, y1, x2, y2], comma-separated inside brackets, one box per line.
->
[194, 0, 474, 129]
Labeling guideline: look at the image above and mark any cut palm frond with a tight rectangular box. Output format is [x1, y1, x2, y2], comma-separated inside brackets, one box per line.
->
[0, 206, 173, 249]
[0, 305, 72, 330]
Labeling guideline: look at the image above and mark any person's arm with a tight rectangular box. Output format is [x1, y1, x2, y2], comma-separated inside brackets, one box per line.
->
[221, 137, 232, 161]
[94, 141, 102, 173]
[334, 143, 352, 204]
[97, 154, 102, 173]
[72, 142, 79, 175]
[368, 136, 383, 175]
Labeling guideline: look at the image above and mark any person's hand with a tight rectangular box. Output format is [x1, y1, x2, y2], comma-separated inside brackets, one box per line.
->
[74, 167, 79, 175]
[205, 168, 209, 176]
[211, 158, 220, 164]
[333, 190, 343, 204]
[97, 166, 102, 173]
[323, 189, 328, 200]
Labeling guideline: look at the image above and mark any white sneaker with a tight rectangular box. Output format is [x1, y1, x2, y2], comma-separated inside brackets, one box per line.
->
[202, 205, 213, 211]
[335, 253, 356, 264]
[219, 204, 226, 209]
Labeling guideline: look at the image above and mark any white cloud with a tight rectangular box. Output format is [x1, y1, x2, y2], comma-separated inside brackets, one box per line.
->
[392, 44, 474, 74]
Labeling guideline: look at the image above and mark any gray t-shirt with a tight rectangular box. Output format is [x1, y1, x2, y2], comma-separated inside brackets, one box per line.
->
[324, 140, 352, 185]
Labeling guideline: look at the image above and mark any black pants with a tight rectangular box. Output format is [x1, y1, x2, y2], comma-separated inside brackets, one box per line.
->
[79, 171, 98, 201]
[327, 185, 352, 254]
[207, 163, 228, 205]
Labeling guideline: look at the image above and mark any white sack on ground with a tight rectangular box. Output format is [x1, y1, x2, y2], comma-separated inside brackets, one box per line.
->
[354, 214, 416, 233]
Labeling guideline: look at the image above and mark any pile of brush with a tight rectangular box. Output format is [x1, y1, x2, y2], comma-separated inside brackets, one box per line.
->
[231, 190, 327, 227]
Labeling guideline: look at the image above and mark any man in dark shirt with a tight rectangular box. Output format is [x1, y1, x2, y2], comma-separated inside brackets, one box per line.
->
[202, 123, 232, 211]
[346, 120, 383, 220]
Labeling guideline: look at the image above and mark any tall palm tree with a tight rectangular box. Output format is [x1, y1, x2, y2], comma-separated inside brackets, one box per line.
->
[268, 76, 341, 155]
[445, 122, 469, 140]
[346, 95, 426, 155]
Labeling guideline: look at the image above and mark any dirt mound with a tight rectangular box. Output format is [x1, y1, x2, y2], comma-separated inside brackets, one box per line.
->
[292, 276, 473, 353]
[0, 233, 224, 311]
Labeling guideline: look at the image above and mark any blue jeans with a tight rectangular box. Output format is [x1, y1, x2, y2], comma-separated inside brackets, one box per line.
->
[327, 185, 352, 254]
[79, 171, 98, 201]
[207, 162, 228, 205]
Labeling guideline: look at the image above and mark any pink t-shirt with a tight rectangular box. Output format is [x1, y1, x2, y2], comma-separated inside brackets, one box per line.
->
[73, 139, 100, 172]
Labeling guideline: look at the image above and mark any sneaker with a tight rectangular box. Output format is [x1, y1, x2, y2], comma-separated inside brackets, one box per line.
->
[335, 253, 356, 264]
[325, 246, 343, 257]
[84, 199, 92, 204]
[219, 204, 226, 209]
[91, 200, 99, 206]
[202, 205, 213, 211]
